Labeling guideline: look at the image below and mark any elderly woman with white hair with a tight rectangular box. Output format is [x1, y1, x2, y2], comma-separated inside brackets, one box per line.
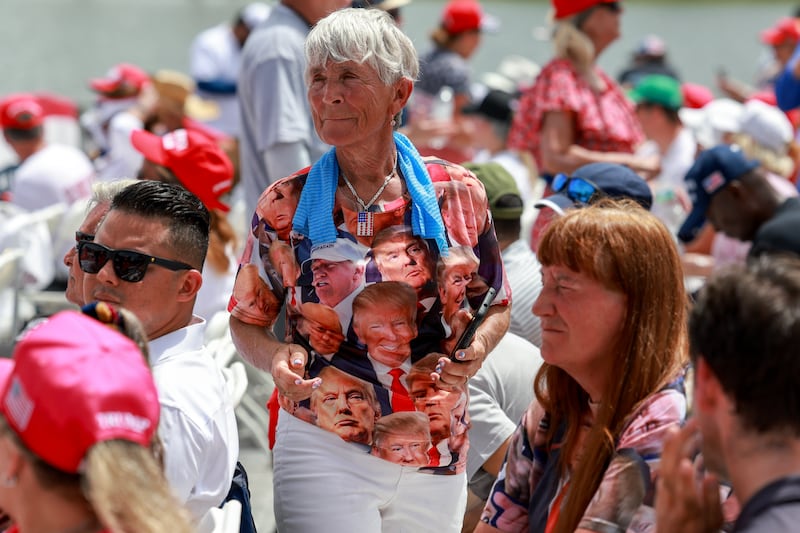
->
[229, 7, 510, 532]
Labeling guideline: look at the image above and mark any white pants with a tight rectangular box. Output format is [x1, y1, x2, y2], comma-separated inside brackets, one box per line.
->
[273, 409, 467, 533]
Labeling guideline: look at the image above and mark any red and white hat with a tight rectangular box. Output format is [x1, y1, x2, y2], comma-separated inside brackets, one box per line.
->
[1, 311, 160, 474]
[131, 128, 234, 212]
[440, 0, 498, 34]
[89, 63, 151, 97]
[0, 94, 44, 130]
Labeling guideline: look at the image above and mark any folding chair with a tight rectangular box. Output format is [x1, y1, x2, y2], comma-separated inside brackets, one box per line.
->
[0, 248, 24, 352]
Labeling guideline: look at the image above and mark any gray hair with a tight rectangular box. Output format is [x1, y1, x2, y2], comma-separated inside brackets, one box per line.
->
[305, 8, 419, 87]
[86, 178, 137, 213]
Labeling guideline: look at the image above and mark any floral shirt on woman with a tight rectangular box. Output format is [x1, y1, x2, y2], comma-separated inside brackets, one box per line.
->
[480, 380, 686, 532]
[507, 58, 644, 173]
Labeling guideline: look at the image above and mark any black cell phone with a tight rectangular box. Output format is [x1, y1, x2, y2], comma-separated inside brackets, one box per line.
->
[450, 287, 497, 360]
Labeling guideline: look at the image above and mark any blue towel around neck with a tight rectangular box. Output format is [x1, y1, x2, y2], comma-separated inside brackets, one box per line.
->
[292, 131, 449, 255]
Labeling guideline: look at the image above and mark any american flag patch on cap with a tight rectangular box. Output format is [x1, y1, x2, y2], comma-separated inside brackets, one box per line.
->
[4, 376, 34, 430]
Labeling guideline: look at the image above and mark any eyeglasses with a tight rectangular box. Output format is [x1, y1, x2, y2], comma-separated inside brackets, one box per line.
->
[552, 173, 604, 205]
[77, 241, 194, 282]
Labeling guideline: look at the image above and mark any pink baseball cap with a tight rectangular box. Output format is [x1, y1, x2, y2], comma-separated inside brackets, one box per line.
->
[89, 63, 150, 97]
[0, 94, 44, 130]
[441, 0, 497, 34]
[131, 128, 234, 212]
[1, 311, 160, 474]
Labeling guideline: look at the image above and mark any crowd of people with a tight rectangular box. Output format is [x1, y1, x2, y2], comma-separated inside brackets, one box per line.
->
[1, 0, 800, 532]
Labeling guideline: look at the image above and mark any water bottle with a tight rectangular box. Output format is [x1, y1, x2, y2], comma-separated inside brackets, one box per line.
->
[428, 86, 454, 149]
[651, 187, 686, 238]
[430, 86, 454, 121]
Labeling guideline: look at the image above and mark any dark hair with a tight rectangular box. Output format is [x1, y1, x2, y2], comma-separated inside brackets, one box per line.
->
[110, 181, 210, 269]
[4, 126, 42, 142]
[689, 255, 800, 436]
[491, 193, 523, 241]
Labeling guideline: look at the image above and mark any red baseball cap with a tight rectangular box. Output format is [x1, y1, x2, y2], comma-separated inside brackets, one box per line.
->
[1, 311, 160, 474]
[761, 17, 800, 47]
[441, 0, 497, 34]
[0, 94, 44, 130]
[552, 0, 620, 20]
[89, 63, 150, 97]
[681, 83, 714, 110]
[130, 128, 234, 212]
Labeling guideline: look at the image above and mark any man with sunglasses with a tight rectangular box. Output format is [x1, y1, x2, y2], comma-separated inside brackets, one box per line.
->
[79, 180, 239, 524]
[63, 179, 137, 306]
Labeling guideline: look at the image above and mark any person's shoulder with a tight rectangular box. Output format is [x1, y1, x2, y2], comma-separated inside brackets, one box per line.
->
[423, 156, 476, 183]
[618, 384, 686, 448]
[538, 57, 577, 77]
[40, 143, 92, 162]
[753, 196, 800, 249]
[193, 23, 230, 48]
[736, 476, 800, 533]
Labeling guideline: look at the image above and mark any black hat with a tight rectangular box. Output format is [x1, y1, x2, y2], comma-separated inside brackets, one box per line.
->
[462, 89, 517, 124]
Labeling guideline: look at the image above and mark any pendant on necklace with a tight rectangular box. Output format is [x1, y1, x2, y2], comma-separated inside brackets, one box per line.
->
[356, 210, 374, 237]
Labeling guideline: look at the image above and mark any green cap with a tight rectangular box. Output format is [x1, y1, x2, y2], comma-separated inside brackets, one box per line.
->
[462, 162, 524, 220]
[629, 74, 683, 110]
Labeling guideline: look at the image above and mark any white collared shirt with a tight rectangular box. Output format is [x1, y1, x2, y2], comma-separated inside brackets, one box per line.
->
[148, 317, 239, 522]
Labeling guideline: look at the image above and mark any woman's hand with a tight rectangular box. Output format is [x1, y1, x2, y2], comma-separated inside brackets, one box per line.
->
[271, 342, 320, 403]
[655, 418, 723, 533]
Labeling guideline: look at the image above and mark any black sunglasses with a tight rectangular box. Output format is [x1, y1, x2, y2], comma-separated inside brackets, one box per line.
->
[78, 241, 194, 283]
[75, 230, 94, 245]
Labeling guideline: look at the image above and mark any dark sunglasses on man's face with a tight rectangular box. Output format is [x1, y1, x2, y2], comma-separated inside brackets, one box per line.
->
[552, 173, 604, 205]
[77, 241, 194, 283]
[74, 231, 94, 247]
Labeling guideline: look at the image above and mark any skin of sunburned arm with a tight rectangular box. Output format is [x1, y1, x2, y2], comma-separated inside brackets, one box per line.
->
[539, 111, 659, 177]
[230, 316, 319, 402]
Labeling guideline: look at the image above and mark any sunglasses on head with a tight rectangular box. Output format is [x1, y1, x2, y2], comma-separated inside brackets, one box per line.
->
[552, 173, 604, 205]
[77, 241, 194, 283]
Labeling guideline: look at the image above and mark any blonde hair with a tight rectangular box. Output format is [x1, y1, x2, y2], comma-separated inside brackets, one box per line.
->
[207, 209, 238, 274]
[731, 132, 796, 179]
[535, 200, 688, 533]
[552, 20, 605, 92]
[84, 440, 193, 533]
[6, 428, 187, 533]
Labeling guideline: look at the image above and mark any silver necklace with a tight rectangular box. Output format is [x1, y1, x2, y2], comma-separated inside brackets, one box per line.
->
[340, 156, 397, 237]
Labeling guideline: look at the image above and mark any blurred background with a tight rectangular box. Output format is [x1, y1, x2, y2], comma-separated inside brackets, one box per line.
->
[0, 0, 796, 109]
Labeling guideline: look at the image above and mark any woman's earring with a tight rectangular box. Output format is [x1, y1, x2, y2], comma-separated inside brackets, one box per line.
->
[391, 118, 397, 127]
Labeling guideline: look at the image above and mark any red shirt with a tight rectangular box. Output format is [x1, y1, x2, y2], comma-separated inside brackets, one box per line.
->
[507, 58, 644, 174]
